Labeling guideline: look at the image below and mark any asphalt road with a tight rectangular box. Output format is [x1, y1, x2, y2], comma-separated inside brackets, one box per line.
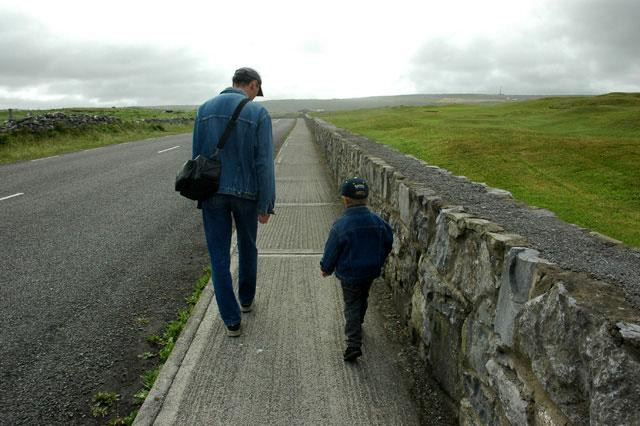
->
[0, 118, 296, 425]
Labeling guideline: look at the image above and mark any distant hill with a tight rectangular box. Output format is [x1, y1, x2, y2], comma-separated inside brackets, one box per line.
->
[145, 105, 198, 111]
[144, 94, 544, 116]
[258, 94, 542, 116]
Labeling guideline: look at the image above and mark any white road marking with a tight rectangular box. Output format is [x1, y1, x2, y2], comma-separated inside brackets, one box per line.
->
[276, 136, 291, 165]
[0, 193, 24, 201]
[31, 155, 59, 162]
[158, 146, 180, 153]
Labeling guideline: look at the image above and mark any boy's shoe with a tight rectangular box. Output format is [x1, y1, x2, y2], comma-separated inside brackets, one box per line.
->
[226, 323, 241, 337]
[240, 301, 254, 313]
[343, 346, 362, 362]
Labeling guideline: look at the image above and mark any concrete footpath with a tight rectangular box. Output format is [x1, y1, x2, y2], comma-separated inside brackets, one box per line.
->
[134, 119, 420, 425]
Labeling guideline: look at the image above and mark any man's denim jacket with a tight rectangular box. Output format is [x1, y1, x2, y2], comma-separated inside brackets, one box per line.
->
[192, 88, 275, 214]
[320, 206, 393, 285]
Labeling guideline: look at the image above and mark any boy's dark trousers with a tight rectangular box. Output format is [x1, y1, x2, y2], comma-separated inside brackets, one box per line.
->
[340, 280, 374, 348]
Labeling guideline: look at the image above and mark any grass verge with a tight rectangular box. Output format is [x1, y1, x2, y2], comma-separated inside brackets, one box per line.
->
[0, 107, 195, 164]
[92, 267, 211, 425]
[316, 93, 640, 247]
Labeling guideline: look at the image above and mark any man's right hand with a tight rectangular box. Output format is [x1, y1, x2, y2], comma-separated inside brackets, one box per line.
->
[258, 214, 270, 224]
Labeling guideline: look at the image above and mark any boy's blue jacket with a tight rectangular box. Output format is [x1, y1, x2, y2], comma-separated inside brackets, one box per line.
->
[192, 88, 275, 215]
[320, 206, 393, 285]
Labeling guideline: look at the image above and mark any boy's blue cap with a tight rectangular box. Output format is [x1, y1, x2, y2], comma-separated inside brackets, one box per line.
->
[340, 177, 369, 199]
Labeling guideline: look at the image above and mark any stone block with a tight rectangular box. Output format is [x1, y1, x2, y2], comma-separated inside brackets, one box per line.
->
[399, 183, 411, 225]
[464, 218, 504, 234]
[427, 207, 470, 278]
[368, 158, 387, 197]
[484, 232, 528, 282]
[396, 243, 420, 292]
[451, 235, 499, 304]
[487, 187, 513, 198]
[410, 281, 427, 358]
[485, 359, 533, 425]
[459, 399, 481, 426]
[460, 372, 501, 426]
[515, 278, 640, 425]
[421, 263, 469, 400]
[486, 232, 528, 250]
[446, 211, 474, 239]
[381, 165, 395, 203]
[412, 197, 439, 249]
[533, 405, 560, 426]
[616, 321, 640, 349]
[494, 248, 551, 348]
[462, 303, 497, 376]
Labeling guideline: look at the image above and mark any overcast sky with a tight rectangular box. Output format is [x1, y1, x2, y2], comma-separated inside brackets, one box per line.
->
[1, 0, 639, 108]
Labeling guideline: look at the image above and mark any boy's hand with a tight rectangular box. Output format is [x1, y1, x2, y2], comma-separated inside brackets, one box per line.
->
[321, 271, 329, 277]
[258, 214, 270, 224]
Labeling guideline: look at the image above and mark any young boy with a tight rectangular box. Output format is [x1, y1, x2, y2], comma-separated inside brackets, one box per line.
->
[320, 177, 394, 362]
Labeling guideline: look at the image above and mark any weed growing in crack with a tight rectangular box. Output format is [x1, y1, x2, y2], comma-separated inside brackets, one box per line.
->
[91, 391, 120, 419]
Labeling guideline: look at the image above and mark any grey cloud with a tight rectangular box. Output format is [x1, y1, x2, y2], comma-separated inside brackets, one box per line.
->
[0, 9, 226, 107]
[409, 0, 640, 94]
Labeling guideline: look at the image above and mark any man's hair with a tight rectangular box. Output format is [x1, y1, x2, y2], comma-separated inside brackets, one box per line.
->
[231, 67, 263, 96]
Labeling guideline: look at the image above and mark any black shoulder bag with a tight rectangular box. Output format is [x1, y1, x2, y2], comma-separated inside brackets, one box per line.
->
[175, 97, 250, 201]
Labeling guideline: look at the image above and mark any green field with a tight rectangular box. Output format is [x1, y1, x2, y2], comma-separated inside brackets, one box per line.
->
[316, 93, 640, 247]
[0, 107, 195, 164]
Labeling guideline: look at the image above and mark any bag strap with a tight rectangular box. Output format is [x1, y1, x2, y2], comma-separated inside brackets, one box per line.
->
[216, 97, 251, 150]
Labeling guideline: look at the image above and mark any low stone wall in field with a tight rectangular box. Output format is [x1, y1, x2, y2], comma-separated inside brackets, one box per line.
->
[306, 116, 640, 425]
[0, 112, 120, 134]
[0, 113, 194, 136]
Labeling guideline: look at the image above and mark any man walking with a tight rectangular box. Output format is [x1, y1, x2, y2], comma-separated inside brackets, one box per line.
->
[192, 67, 275, 336]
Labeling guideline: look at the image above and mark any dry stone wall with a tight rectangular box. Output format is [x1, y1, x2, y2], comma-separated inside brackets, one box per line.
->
[307, 116, 640, 426]
[0, 112, 120, 134]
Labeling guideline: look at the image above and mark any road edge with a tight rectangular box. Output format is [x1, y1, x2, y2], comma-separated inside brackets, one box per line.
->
[132, 277, 215, 425]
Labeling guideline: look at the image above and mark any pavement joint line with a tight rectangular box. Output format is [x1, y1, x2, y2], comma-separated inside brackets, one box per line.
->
[158, 146, 180, 153]
[259, 248, 324, 254]
[275, 202, 340, 207]
[258, 253, 323, 257]
[0, 192, 24, 201]
[30, 155, 59, 162]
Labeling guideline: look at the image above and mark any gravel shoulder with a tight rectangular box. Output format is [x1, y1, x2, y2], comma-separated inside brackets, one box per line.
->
[336, 129, 640, 311]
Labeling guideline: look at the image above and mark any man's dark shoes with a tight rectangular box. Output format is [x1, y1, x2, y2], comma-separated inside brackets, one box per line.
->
[226, 323, 241, 337]
[343, 346, 362, 362]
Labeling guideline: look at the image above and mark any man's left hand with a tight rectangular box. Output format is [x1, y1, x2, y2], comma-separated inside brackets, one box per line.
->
[258, 214, 270, 224]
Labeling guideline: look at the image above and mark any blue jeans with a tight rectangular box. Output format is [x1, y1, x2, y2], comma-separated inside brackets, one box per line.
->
[202, 194, 258, 326]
